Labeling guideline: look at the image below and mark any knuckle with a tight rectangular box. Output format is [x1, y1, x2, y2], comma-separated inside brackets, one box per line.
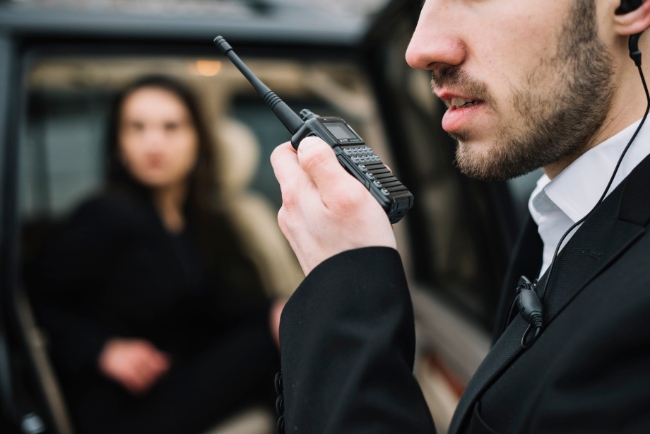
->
[331, 183, 365, 213]
[277, 206, 294, 239]
[301, 152, 325, 173]
[270, 146, 282, 168]
[270, 142, 293, 166]
[280, 187, 296, 211]
[269, 146, 286, 172]
[348, 182, 368, 203]
[300, 146, 330, 173]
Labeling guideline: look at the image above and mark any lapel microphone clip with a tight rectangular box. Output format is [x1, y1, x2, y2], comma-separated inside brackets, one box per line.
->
[516, 276, 543, 348]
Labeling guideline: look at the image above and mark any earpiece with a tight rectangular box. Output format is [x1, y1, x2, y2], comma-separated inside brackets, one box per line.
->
[618, 0, 646, 65]
[630, 33, 643, 66]
[514, 0, 650, 349]
[617, 0, 643, 15]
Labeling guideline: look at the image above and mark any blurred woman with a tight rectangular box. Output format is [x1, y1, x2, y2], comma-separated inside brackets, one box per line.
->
[27, 76, 281, 434]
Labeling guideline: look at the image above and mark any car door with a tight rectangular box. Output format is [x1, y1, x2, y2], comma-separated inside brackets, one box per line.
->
[0, 2, 389, 433]
[0, 0, 539, 433]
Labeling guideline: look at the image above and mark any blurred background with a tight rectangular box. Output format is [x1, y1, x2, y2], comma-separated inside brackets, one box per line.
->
[0, 0, 542, 433]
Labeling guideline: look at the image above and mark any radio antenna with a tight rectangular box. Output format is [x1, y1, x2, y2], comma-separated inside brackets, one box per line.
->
[214, 36, 304, 134]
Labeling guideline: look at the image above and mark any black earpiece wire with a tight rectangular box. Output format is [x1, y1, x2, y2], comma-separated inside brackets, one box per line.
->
[521, 35, 650, 348]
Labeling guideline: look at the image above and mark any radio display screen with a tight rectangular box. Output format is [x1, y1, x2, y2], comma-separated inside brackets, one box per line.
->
[323, 121, 358, 140]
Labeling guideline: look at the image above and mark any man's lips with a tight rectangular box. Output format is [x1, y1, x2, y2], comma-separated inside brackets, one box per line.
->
[435, 90, 482, 109]
[435, 90, 485, 133]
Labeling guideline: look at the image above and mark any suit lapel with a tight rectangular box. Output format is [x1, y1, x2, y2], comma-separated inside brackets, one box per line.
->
[449, 153, 650, 434]
[448, 315, 529, 434]
[540, 199, 644, 325]
[448, 270, 548, 434]
[492, 216, 543, 343]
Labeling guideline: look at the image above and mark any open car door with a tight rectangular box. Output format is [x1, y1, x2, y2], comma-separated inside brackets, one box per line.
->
[0, 0, 542, 433]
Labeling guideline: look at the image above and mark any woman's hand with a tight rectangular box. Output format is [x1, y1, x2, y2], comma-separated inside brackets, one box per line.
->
[98, 338, 171, 395]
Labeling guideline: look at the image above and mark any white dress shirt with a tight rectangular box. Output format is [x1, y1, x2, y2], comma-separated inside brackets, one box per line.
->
[529, 119, 650, 278]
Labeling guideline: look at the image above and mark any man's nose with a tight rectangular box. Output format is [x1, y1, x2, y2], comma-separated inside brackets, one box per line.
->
[405, 3, 465, 72]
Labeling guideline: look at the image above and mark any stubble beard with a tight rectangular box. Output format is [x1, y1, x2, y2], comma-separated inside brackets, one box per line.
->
[442, 0, 616, 182]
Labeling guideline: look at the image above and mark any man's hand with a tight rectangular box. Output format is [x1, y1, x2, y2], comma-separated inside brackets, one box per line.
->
[271, 137, 396, 276]
[98, 338, 171, 395]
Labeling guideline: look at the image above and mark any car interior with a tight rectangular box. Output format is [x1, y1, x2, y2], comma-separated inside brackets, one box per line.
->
[0, 1, 542, 433]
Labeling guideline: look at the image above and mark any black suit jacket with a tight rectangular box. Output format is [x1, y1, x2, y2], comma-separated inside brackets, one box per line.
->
[26, 189, 268, 378]
[278, 153, 650, 433]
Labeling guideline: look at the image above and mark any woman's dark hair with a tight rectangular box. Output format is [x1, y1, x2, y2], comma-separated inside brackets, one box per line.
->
[105, 75, 217, 215]
[105, 76, 267, 299]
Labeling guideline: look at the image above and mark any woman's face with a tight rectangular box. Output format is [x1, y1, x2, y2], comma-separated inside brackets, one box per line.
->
[118, 87, 199, 190]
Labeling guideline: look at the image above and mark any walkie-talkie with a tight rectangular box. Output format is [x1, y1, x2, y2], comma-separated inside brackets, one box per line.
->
[214, 36, 414, 224]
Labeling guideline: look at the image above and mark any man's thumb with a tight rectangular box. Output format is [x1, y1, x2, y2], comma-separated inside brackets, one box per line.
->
[297, 137, 351, 200]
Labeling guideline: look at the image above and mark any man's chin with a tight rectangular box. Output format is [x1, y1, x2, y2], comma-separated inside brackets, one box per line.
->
[454, 142, 534, 182]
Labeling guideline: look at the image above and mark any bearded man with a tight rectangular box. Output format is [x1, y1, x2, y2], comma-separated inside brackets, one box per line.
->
[270, 0, 650, 432]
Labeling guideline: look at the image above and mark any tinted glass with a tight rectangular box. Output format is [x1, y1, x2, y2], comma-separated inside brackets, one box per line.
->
[20, 57, 380, 218]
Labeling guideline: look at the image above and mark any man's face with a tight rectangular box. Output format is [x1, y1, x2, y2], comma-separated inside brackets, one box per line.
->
[406, 0, 615, 181]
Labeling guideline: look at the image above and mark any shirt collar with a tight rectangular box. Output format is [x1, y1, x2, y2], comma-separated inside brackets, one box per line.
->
[530, 118, 650, 224]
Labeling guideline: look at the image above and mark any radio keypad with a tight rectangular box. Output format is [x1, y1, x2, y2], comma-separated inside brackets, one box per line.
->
[342, 145, 409, 197]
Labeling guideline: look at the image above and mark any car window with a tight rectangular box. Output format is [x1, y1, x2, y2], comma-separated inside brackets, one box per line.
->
[19, 56, 383, 220]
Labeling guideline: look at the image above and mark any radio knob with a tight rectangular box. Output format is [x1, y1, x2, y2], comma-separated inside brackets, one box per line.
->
[299, 109, 317, 121]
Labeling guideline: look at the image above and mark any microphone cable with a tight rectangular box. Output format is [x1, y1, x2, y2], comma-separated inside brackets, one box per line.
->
[519, 44, 650, 348]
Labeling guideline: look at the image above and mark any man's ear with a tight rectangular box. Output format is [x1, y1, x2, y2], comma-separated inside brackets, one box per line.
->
[614, 0, 650, 36]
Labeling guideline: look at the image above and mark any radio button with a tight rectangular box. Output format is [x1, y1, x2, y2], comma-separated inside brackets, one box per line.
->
[382, 180, 402, 188]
